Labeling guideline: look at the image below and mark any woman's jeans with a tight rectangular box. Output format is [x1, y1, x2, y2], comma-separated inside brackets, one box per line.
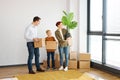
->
[58, 46, 69, 67]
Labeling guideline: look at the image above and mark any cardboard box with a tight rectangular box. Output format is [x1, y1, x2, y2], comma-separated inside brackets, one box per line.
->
[55, 60, 60, 68]
[34, 38, 45, 48]
[68, 60, 77, 69]
[46, 41, 57, 49]
[55, 54, 60, 68]
[79, 61, 90, 69]
[55, 53, 60, 60]
[43, 60, 47, 68]
[43, 60, 52, 68]
[79, 53, 90, 61]
[70, 51, 77, 60]
[43, 60, 60, 68]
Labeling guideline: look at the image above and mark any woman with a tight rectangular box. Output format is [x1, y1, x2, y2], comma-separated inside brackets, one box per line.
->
[55, 21, 71, 71]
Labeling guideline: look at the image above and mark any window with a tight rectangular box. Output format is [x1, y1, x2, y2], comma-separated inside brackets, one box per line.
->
[106, 40, 120, 67]
[105, 0, 120, 67]
[88, 0, 120, 69]
[89, 35, 102, 62]
[88, 0, 103, 62]
[106, 0, 120, 34]
[90, 0, 103, 31]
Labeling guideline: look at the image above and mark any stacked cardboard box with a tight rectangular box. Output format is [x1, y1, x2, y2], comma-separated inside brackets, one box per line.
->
[55, 54, 60, 68]
[43, 60, 50, 68]
[68, 51, 77, 69]
[79, 53, 91, 72]
[34, 38, 45, 48]
[68, 60, 77, 69]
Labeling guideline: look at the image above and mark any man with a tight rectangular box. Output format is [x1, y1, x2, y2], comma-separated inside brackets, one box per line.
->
[55, 21, 71, 71]
[24, 16, 45, 74]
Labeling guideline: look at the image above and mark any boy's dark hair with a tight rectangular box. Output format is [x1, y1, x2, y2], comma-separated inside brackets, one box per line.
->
[33, 16, 41, 22]
[56, 21, 62, 27]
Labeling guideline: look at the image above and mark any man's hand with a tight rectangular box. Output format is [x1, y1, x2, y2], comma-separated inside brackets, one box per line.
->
[33, 38, 39, 42]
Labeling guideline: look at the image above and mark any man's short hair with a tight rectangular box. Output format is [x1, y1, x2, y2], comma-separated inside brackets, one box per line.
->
[33, 16, 41, 22]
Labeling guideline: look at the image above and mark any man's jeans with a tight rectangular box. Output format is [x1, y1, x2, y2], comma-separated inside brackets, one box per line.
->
[27, 42, 40, 71]
[58, 46, 69, 67]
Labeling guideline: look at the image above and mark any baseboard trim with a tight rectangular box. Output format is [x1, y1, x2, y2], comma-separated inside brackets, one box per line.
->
[0, 63, 43, 68]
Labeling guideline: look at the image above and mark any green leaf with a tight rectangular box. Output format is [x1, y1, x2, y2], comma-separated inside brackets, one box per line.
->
[63, 11, 67, 16]
[68, 21, 78, 29]
[62, 16, 68, 25]
[61, 11, 78, 29]
[68, 12, 74, 21]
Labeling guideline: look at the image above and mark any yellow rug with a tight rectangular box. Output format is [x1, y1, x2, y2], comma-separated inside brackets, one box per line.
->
[16, 70, 95, 80]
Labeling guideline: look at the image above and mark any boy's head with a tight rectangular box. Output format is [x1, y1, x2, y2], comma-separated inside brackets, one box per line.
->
[56, 21, 63, 29]
[46, 30, 52, 36]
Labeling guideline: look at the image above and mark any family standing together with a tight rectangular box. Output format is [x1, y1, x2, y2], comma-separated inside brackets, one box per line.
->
[24, 16, 71, 74]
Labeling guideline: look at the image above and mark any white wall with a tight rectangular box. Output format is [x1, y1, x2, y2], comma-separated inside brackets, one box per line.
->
[79, 0, 87, 53]
[69, 0, 80, 52]
[68, 0, 87, 53]
[0, 0, 67, 66]
[0, 0, 87, 66]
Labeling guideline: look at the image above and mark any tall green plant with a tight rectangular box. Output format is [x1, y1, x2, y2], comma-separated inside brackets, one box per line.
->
[62, 11, 78, 29]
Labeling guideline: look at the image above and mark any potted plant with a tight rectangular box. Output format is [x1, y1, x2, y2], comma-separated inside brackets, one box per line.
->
[61, 11, 78, 46]
[62, 11, 78, 30]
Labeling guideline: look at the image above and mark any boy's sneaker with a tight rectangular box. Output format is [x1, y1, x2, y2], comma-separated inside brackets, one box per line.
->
[59, 66, 64, 70]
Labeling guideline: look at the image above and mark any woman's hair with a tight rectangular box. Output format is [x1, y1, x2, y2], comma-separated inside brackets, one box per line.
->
[56, 21, 62, 27]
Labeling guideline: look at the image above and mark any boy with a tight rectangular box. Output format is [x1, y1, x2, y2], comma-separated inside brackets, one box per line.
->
[45, 30, 56, 70]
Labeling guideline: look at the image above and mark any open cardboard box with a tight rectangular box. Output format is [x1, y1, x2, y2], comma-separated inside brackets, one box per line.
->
[46, 41, 57, 49]
[34, 38, 45, 48]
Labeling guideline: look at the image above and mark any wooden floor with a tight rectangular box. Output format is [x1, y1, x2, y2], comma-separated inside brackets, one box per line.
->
[0, 65, 120, 80]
